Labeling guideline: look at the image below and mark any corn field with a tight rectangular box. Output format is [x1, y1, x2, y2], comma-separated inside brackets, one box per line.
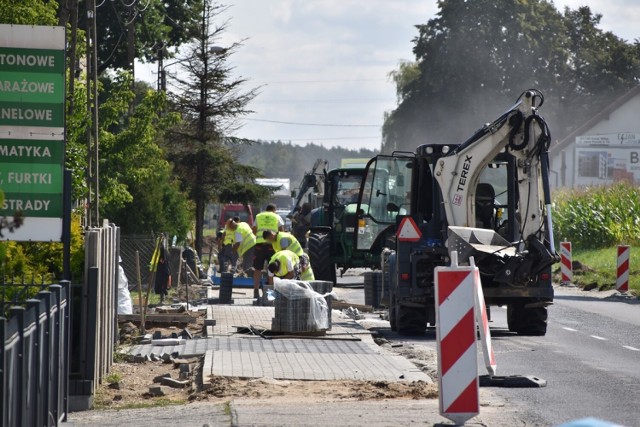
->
[553, 182, 640, 249]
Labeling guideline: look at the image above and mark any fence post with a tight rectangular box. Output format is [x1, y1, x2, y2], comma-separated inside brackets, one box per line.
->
[85, 267, 99, 391]
[57, 281, 71, 422]
[9, 306, 25, 427]
[26, 298, 43, 427]
[0, 316, 5, 427]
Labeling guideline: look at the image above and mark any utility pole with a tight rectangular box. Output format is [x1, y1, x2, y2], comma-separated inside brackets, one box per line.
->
[86, 0, 100, 227]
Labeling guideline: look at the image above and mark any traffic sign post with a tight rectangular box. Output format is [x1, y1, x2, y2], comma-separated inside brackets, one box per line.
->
[435, 251, 479, 425]
[0, 24, 66, 241]
[560, 241, 572, 285]
[616, 245, 630, 293]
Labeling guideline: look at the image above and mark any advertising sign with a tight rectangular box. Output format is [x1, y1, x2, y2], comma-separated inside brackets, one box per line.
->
[0, 25, 65, 241]
[574, 134, 640, 187]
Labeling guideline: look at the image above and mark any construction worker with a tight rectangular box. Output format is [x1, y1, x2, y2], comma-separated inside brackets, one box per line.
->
[263, 230, 314, 281]
[226, 217, 256, 276]
[252, 204, 284, 298]
[267, 249, 301, 280]
[217, 223, 238, 273]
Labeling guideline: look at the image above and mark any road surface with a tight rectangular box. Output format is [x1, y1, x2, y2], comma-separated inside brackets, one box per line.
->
[373, 285, 640, 426]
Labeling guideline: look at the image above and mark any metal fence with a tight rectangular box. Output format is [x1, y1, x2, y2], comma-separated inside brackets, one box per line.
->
[0, 281, 70, 426]
[119, 234, 157, 288]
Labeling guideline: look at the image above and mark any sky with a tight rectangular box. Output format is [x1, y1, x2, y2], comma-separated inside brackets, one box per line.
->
[137, 0, 640, 151]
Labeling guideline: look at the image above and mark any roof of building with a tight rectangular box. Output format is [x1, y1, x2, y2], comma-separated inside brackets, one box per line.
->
[549, 85, 640, 154]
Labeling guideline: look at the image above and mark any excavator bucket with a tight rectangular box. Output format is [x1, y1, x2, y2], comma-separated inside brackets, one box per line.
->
[447, 226, 516, 263]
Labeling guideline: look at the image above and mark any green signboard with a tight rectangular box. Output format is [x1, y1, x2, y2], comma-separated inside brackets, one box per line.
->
[0, 25, 65, 241]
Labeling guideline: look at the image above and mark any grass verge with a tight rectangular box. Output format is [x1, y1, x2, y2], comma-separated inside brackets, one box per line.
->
[559, 246, 640, 294]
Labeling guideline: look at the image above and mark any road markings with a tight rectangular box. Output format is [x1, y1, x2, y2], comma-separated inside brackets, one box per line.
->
[562, 327, 577, 332]
[623, 346, 640, 352]
[590, 335, 607, 341]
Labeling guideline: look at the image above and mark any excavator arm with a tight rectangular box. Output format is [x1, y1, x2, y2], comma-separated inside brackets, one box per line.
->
[434, 90, 558, 285]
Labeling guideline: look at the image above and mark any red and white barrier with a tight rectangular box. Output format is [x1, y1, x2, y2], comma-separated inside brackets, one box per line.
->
[616, 245, 630, 293]
[435, 252, 479, 425]
[474, 265, 496, 377]
[560, 241, 572, 284]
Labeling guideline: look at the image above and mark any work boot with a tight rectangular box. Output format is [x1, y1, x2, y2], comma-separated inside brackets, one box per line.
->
[253, 289, 260, 299]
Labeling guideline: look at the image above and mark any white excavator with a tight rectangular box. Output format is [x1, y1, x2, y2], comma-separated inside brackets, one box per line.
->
[356, 89, 560, 335]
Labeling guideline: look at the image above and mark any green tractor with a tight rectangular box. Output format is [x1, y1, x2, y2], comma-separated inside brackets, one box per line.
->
[307, 166, 400, 283]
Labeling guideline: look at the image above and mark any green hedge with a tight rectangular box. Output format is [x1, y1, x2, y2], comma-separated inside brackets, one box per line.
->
[553, 182, 640, 249]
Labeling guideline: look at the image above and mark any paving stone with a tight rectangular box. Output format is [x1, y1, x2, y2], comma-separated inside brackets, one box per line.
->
[148, 386, 165, 396]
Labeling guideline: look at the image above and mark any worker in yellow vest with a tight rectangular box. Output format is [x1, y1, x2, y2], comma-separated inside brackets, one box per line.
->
[217, 223, 238, 273]
[263, 230, 314, 281]
[267, 249, 301, 280]
[252, 204, 284, 298]
[226, 217, 256, 276]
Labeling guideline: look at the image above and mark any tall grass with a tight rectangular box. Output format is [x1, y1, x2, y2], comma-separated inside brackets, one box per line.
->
[553, 182, 640, 249]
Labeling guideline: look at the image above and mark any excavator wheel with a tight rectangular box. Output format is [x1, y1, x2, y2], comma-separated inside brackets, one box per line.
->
[507, 304, 548, 336]
[308, 232, 336, 283]
[396, 306, 427, 336]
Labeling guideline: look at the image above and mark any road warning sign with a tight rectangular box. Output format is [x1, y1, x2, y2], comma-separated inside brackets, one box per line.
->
[397, 217, 421, 242]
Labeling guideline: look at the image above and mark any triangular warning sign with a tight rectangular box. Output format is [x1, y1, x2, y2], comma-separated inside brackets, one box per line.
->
[397, 217, 421, 242]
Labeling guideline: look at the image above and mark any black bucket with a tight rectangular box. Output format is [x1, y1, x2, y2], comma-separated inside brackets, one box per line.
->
[219, 272, 234, 304]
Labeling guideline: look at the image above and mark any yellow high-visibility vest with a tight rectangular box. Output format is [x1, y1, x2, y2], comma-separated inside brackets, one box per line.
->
[269, 250, 299, 278]
[235, 222, 256, 257]
[223, 226, 234, 245]
[272, 231, 303, 257]
[255, 211, 280, 244]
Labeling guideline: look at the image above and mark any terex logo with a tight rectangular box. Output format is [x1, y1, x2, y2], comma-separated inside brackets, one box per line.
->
[456, 155, 473, 192]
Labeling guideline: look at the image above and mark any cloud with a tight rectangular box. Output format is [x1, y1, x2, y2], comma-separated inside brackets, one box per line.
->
[137, 0, 637, 150]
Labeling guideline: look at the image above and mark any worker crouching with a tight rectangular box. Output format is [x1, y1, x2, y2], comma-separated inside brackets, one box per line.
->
[267, 249, 314, 282]
[263, 230, 314, 281]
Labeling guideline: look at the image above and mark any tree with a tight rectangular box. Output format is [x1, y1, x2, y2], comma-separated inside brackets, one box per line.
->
[382, 0, 640, 153]
[0, 0, 58, 25]
[168, 0, 259, 256]
[71, 0, 203, 73]
[98, 73, 192, 238]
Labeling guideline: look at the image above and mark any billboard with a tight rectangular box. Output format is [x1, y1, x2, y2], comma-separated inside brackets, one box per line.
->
[0, 25, 65, 241]
[574, 133, 640, 186]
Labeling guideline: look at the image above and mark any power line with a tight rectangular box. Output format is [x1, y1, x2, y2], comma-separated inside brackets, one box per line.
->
[244, 118, 380, 128]
[257, 78, 387, 84]
[272, 136, 380, 142]
[252, 98, 394, 104]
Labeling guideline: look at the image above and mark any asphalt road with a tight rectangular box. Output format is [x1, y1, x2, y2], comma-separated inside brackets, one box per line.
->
[370, 285, 640, 427]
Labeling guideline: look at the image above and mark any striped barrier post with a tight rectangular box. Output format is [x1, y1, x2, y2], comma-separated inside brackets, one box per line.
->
[560, 241, 572, 285]
[435, 251, 479, 425]
[473, 262, 496, 377]
[616, 245, 630, 293]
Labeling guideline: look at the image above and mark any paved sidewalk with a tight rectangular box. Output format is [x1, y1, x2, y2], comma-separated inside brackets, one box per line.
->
[122, 286, 429, 382]
[201, 302, 428, 381]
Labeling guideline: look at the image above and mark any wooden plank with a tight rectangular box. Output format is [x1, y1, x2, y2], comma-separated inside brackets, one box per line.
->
[118, 314, 199, 324]
[331, 301, 374, 312]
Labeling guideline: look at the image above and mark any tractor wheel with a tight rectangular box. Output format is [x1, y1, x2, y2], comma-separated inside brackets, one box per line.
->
[308, 232, 336, 283]
[507, 304, 548, 336]
[396, 306, 426, 336]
